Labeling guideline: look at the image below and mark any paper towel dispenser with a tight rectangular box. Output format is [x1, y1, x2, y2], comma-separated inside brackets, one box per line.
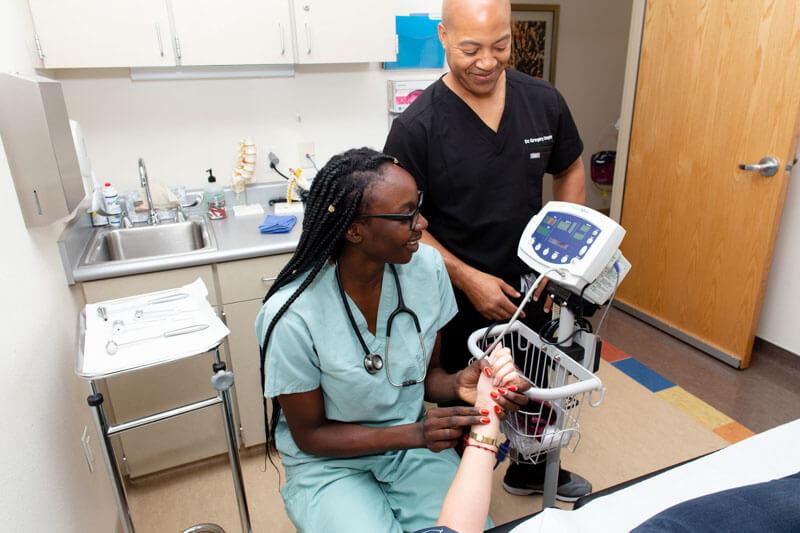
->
[0, 73, 86, 227]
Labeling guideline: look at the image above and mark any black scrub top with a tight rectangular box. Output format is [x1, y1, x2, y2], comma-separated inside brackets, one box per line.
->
[384, 69, 583, 280]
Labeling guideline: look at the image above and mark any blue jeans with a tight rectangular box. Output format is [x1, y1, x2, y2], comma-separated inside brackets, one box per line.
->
[633, 471, 800, 532]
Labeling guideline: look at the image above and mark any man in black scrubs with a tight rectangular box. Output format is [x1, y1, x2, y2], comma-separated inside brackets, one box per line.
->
[384, 0, 591, 501]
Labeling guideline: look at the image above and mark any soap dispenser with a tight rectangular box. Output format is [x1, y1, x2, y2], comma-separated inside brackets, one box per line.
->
[205, 168, 226, 219]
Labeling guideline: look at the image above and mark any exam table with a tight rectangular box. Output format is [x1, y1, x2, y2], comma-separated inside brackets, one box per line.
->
[489, 418, 800, 532]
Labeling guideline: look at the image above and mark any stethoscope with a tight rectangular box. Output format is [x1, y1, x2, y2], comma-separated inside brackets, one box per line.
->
[335, 263, 428, 387]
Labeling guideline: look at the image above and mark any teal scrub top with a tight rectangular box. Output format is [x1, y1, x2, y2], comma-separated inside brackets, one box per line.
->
[255, 244, 458, 467]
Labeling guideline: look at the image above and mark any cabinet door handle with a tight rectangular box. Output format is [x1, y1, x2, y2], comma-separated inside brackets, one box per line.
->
[278, 22, 285, 55]
[261, 276, 278, 285]
[155, 24, 164, 57]
[174, 36, 183, 61]
[305, 22, 312, 55]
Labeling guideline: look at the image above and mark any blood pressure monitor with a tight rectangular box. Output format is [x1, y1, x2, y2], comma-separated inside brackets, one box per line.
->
[518, 201, 631, 305]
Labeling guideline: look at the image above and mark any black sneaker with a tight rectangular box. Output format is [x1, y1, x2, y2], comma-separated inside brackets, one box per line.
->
[502, 461, 592, 502]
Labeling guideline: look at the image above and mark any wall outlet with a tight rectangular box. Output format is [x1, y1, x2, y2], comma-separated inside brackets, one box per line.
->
[298, 142, 316, 168]
[81, 426, 96, 473]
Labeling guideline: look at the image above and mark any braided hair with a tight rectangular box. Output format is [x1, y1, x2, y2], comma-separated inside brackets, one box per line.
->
[259, 147, 397, 454]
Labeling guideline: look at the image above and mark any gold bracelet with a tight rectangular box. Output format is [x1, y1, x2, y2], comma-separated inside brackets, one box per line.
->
[469, 431, 499, 448]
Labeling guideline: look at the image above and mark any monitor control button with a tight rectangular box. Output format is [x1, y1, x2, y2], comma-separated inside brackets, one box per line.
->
[579, 245, 588, 256]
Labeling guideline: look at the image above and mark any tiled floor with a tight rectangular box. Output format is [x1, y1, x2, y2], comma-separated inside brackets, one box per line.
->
[600, 306, 800, 433]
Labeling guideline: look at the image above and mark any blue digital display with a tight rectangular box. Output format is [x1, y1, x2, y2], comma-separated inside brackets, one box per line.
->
[530, 212, 600, 264]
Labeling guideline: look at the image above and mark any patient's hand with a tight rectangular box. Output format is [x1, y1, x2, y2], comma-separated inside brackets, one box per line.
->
[483, 345, 530, 415]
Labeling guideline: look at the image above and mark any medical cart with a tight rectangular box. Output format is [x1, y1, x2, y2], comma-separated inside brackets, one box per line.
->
[76, 281, 252, 533]
[469, 201, 631, 509]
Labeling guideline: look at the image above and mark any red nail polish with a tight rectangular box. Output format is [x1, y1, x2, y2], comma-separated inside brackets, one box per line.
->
[483, 367, 492, 377]
[480, 409, 490, 416]
[481, 418, 490, 424]
[490, 392, 498, 399]
[494, 405, 501, 414]
[508, 385, 518, 392]
[498, 388, 506, 395]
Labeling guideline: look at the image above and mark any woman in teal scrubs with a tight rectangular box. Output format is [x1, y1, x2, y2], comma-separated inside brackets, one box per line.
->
[256, 148, 526, 532]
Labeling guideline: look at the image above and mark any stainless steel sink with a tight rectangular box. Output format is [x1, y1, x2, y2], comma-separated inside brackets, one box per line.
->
[80, 218, 217, 266]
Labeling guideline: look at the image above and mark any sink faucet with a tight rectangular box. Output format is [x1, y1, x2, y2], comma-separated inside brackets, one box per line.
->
[139, 158, 159, 225]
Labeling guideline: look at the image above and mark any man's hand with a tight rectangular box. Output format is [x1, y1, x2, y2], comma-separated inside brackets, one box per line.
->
[418, 406, 487, 452]
[532, 276, 554, 313]
[461, 268, 524, 321]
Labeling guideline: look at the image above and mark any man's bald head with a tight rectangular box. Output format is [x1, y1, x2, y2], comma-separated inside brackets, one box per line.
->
[441, 0, 511, 32]
[438, 0, 512, 97]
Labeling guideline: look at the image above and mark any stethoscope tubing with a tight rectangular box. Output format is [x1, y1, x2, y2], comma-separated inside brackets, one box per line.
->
[335, 262, 426, 387]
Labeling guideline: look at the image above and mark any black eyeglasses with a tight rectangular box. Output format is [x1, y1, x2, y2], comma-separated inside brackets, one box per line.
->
[358, 191, 424, 230]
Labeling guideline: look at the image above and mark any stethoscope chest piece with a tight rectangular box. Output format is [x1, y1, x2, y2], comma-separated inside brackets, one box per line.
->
[364, 353, 384, 374]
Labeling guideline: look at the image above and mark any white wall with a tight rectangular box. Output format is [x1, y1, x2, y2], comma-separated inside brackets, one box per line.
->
[53, 0, 632, 212]
[541, 0, 633, 208]
[0, 1, 118, 531]
[757, 145, 800, 356]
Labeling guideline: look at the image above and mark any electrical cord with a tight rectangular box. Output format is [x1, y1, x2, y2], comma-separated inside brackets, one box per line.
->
[268, 151, 291, 181]
[305, 153, 320, 171]
[270, 163, 290, 181]
[479, 268, 566, 359]
[594, 262, 621, 336]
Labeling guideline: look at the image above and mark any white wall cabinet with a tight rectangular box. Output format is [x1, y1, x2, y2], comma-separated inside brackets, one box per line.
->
[28, 0, 173, 68]
[170, 0, 294, 66]
[292, 1, 396, 64]
[27, 0, 395, 68]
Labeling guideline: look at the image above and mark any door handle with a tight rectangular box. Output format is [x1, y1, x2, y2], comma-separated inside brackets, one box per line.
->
[155, 24, 164, 57]
[738, 156, 780, 177]
[305, 22, 312, 54]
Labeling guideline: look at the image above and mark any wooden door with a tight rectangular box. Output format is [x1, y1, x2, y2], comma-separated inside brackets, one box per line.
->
[170, 0, 294, 66]
[28, 0, 174, 68]
[617, 0, 800, 368]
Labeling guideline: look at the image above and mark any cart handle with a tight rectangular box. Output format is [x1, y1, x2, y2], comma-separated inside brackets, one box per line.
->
[467, 322, 603, 401]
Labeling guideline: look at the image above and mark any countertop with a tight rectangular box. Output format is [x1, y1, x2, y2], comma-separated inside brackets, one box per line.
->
[58, 182, 302, 284]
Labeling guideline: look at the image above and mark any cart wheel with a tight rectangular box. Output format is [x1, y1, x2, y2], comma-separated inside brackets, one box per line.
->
[183, 524, 224, 533]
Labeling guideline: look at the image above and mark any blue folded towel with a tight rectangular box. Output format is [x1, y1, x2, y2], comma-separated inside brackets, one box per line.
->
[259, 214, 297, 234]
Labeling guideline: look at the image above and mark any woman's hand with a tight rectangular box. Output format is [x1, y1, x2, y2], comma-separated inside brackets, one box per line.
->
[454, 359, 485, 405]
[418, 406, 489, 452]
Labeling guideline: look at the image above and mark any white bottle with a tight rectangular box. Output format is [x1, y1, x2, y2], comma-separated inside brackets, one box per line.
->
[102, 181, 122, 228]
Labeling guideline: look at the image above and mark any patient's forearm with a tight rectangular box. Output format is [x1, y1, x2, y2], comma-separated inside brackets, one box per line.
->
[437, 413, 500, 532]
[436, 444, 496, 532]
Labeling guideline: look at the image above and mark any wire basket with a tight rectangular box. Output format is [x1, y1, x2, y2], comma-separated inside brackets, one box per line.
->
[467, 321, 604, 464]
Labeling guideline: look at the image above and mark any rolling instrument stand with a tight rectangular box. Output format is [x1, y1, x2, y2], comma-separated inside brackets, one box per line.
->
[468, 294, 604, 511]
[85, 345, 252, 533]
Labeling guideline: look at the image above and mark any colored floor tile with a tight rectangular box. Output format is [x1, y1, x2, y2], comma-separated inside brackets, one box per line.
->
[612, 357, 675, 392]
[714, 421, 755, 444]
[601, 341, 630, 363]
[656, 386, 734, 431]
